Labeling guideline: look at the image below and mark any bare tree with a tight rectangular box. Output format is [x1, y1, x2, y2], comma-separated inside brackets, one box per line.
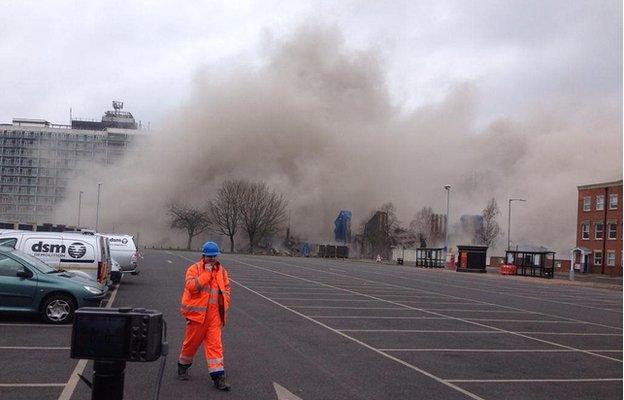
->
[238, 181, 288, 253]
[209, 180, 245, 253]
[380, 202, 399, 236]
[357, 203, 399, 259]
[477, 198, 501, 247]
[409, 206, 434, 247]
[168, 203, 211, 250]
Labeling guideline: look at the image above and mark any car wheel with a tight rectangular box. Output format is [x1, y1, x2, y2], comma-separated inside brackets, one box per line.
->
[41, 294, 76, 324]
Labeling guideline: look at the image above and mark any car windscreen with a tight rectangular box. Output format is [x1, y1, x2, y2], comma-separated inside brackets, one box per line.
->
[0, 237, 17, 248]
[10, 249, 56, 273]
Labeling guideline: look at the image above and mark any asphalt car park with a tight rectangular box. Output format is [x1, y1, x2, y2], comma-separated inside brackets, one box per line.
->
[1, 250, 621, 400]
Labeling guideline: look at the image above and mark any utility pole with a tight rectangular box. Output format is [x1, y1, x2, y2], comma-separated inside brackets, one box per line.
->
[507, 198, 526, 250]
[77, 191, 83, 228]
[95, 183, 102, 232]
[444, 185, 451, 253]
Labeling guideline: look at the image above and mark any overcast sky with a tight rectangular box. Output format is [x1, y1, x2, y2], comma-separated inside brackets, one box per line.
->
[1, 0, 621, 129]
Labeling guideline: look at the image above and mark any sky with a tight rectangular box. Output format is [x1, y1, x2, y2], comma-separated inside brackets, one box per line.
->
[2, 1, 623, 253]
[1, 0, 620, 128]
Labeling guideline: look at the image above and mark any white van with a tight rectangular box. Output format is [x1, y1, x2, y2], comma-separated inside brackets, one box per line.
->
[0, 231, 110, 285]
[104, 234, 140, 274]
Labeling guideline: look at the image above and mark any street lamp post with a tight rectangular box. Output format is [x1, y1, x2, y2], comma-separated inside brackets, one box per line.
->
[507, 198, 526, 250]
[77, 191, 83, 227]
[444, 185, 451, 253]
[95, 183, 102, 232]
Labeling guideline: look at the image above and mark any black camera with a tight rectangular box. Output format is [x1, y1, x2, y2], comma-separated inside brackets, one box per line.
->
[71, 307, 163, 362]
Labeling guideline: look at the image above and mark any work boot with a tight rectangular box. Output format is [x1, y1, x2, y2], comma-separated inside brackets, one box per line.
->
[177, 363, 191, 380]
[212, 374, 231, 391]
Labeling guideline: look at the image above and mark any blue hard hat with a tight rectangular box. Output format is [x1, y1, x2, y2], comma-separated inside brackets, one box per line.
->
[202, 241, 220, 257]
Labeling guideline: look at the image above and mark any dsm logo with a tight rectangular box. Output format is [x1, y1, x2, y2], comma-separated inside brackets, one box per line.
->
[67, 242, 87, 259]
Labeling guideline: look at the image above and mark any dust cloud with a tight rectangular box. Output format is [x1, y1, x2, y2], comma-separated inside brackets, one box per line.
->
[54, 25, 622, 255]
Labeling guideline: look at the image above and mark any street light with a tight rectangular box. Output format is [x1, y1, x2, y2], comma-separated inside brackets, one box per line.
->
[77, 191, 83, 227]
[507, 198, 526, 250]
[95, 183, 102, 232]
[444, 185, 451, 253]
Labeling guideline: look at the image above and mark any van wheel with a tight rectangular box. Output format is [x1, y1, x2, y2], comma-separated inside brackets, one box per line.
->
[41, 294, 76, 324]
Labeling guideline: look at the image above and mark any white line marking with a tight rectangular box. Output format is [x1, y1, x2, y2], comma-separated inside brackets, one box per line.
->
[0, 323, 71, 327]
[466, 319, 585, 323]
[0, 346, 69, 350]
[520, 332, 623, 336]
[276, 306, 408, 310]
[355, 329, 505, 333]
[167, 260, 172, 264]
[308, 316, 446, 319]
[0, 383, 66, 387]
[294, 257, 624, 315]
[398, 301, 481, 305]
[270, 298, 379, 301]
[175, 254, 486, 400]
[379, 349, 622, 353]
[255, 292, 357, 296]
[57, 284, 120, 400]
[227, 257, 623, 363]
[446, 378, 623, 383]
[264, 258, 624, 331]
[422, 309, 527, 312]
[274, 382, 304, 400]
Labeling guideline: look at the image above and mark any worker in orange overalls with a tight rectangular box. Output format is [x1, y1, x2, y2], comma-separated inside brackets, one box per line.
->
[177, 241, 231, 391]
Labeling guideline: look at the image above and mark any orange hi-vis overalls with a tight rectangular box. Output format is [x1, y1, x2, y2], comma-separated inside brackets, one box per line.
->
[179, 259, 231, 377]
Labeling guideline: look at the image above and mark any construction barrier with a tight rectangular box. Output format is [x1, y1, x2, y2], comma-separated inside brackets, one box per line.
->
[499, 264, 517, 275]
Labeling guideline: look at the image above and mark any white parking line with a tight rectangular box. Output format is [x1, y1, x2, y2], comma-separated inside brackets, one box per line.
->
[257, 292, 354, 296]
[270, 298, 378, 301]
[309, 315, 444, 319]
[379, 349, 622, 353]
[177, 254, 487, 400]
[446, 378, 623, 383]
[338, 329, 497, 333]
[0, 323, 71, 327]
[521, 332, 623, 336]
[466, 319, 587, 323]
[235, 279, 485, 399]
[228, 257, 623, 363]
[422, 309, 524, 312]
[0, 383, 66, 387]
[289, 306, 407, 309]
[57, 284, 120, 400]
[336, 329, 492, 334]
[295, 257, 624, 314]
[0, 346, 69, 350]
[266, 258, 623, 330]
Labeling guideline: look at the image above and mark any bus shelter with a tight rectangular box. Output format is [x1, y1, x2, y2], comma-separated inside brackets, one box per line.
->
[505, 249, 555, 278]
[415, 248, 445, 268]
[456, 245, 488, 273]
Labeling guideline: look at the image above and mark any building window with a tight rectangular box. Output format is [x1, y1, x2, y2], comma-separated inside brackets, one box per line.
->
[609, 194, 618, 209]
[606, 251, 616, 266]
[608, 222, 617, 240]
[581, 223, 589, 240]
[595, 222, 604, 240]
[583, 196, 591, 211]
[596, 195, 605, 211]
[594, 251, 602, 266]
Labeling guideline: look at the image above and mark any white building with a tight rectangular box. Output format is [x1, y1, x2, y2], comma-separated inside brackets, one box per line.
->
[0, 102, 142, 224]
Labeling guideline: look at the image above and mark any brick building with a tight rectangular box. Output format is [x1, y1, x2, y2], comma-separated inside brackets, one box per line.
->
[573, 180, 622, 275]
